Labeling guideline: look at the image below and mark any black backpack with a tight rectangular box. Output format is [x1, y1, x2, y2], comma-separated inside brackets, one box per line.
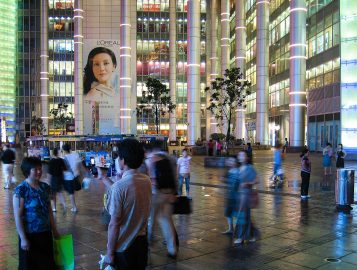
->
[154, 155, 176, 191]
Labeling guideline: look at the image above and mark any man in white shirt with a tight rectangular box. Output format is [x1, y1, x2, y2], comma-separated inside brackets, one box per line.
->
[104, 139, 151, 270]
[177, 148, 192, 198]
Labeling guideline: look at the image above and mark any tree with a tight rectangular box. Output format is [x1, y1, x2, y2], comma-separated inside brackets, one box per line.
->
[31, 116, 46, 135]
[49, 103, 74, 135]
[205, 67, 251, 144]
[140, 77, 176, 134]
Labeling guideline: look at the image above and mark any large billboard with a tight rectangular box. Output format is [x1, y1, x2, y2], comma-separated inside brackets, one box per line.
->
[83, 40, 120, 135]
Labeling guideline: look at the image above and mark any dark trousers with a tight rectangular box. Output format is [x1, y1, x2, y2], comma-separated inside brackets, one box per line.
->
[301, 171, 310, 196]
[19, 231, 55, 270]
[114, 235, 148, 270]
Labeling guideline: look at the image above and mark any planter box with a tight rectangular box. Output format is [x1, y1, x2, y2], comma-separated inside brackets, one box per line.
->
[204, 156, 231, 167]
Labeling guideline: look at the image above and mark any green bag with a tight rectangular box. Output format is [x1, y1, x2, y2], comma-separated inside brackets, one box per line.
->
[53, 234, 75, 270]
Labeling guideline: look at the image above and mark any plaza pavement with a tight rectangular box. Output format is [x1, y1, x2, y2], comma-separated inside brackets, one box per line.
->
[0, 150, 357, 269]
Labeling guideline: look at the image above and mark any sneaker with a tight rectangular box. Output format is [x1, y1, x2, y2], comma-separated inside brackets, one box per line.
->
[221, 229, 233, 235]
[234, 238, 243, 245]
[249, 237, 256, 243]
[52, 208, 57, 212]
[70, 207, 78, 213]
[4, 183, 10, 189]
[301, 195, 307, 200]
[306, 195, 311, 198]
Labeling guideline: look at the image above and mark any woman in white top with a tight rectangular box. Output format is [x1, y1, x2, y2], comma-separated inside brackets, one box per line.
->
[177, 149, 192, 198]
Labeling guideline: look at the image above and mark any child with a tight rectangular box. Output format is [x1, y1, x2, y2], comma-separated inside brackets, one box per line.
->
[177, 149, 192, 198]
[13, 157, 59, 270]
[300, 149, 311, 200]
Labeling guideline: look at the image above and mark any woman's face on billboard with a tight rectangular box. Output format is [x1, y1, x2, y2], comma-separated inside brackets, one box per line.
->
[92, 53, 115, 86]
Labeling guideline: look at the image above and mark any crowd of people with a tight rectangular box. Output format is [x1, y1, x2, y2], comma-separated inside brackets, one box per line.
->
[2, 138, 348, 269]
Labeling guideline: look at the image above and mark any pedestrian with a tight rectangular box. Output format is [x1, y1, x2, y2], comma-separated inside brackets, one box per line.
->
[216, 139, 222, 156]
[177, 148, 192, 198]
[234, 150, 259, 244]
[62, 144, 80, 212]
[322, 143, 333, 175]
[13, 157, 59, 270]
[2, 143, 16, 189]
[47, 147, 67, 212]
[145, 142, 178, 259]
[208, 139, 214, 156]
[336, 143, 347, 169]
[283, 138, 289, 154]
[300, 148, 311, 200]
[103, 139, 151, 270]
[222, 157, 239, 235]
[246, 142, 253, 164]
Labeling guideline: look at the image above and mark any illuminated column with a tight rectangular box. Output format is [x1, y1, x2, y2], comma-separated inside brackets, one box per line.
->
[169, 0, 177, 141]
[130, 0, 137, 134]
[120, 0, 132, 134]
[205, 0, 212, 140]
[40, 0, 49, 134]
[256, 0, 269, 145]
[74, 1, 84, 135]
[289, 0, 307, 147]
[209, 0, 219, 136]
[0, 0, 17, 142]
[221, 0, 230, 74]
[187, 0, 201, 145]
[235, 0, 247, 140]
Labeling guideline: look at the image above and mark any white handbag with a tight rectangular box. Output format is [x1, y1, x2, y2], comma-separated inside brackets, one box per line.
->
[63, 171, 75, 181]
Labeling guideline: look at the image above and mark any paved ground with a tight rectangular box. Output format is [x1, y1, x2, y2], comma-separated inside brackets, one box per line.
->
[1, 150, 357, 270]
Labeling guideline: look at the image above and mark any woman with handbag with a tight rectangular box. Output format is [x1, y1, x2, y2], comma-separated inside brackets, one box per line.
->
[234, 150, 259, 245]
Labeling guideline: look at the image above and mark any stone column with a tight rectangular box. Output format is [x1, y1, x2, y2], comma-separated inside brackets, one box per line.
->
[73, 1, 84, 135]
[130, 0, 137, 134]
[119, 0, 132, 134]
[289, 0, 307, 147]
[40, 0, 49, 134]
[169, 0, 177, 141]
[255, 0, 269, 145]
[208, 0, 219, 136]
[187, 0, 201, 145]
[220, 0, 230, 74]
[235, 0, 247, 140]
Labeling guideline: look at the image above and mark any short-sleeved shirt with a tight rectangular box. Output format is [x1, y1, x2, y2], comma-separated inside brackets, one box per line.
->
[63, 152, 81, 177]
[14, 181, 51, 233]
[177, 156, 191, 174]
[105, 170, 151, 252]
[238, 164, 257, 191]
[274, 149, 282, 165]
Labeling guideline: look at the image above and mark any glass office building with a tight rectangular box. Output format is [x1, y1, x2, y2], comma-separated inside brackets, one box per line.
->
[14, 0, 357, 154]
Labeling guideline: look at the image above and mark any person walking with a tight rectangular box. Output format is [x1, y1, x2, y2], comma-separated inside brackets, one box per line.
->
[13, 157, 59, 270]
[103, 139, 151, 270]
[300, 148, 311, 200]
[234, 150, 259, 244]
[322, 143, 333, 175]
[246, 142, 253, 164]
[177, 148, 192, 198]
[336, 143, 347, 169]
[208, 139, 214, 156]
[47, 147, 67, 212]
[216, 139, 222, 156]
[62, 144, 80, 212]
[2, 144, 16, 189]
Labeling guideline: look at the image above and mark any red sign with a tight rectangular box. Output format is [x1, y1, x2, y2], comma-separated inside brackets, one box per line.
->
[142, 3, 160, 11]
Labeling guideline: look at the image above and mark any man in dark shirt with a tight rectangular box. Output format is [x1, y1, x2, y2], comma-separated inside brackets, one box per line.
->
[2, 144, 16, 189]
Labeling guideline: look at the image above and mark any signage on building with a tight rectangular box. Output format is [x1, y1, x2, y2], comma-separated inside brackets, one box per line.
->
[246, 121, 256, 131]
[54, 22, 64, 31]
[55, 1, 73, 9]
[1, 118, 6, 143]
[66, 123, 75, 133]
[142, 3, 160, 11]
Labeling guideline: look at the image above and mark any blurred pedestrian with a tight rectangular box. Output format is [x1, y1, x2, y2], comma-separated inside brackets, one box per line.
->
[47, 147, 67, 212]
[208, 139, 214, 156]
[322, 143, 333, 175]
[234, 150, 259, 244]
[177, 148, 192, 198]
[216, 139, 222, 156]
[246, 142, 253, 164]
[300, 148, 311, 200]
[2, 143, 16, 189]
[13, 157, 59, 270]
[103, 139, 151, 270]
[336, 143, 346, 169]
[222, 157, 239, 235]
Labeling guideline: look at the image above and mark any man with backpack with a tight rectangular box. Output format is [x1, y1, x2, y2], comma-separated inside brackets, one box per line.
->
[145, 141, 178, 258]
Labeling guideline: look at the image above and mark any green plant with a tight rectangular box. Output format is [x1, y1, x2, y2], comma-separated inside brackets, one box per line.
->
[49, 103, 74, 134]
[205, 67, 250, 143]
[139, 77, 176, 134]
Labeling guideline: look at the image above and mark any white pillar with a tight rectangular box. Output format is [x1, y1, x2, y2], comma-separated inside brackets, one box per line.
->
[187, 0, 201, 145]
[220, 0, 230, 74]
[73, 1, 84, 135]
[289, 0, 307, 147]
[169, 0, 177, 141]
[130, 0, 137, 134]
[119, 0, 132, 134]
[40, 0, 49, 134]
[255, 0, 269, 145]
[205, 0, 212, 141]
[235, 0, 247, 140]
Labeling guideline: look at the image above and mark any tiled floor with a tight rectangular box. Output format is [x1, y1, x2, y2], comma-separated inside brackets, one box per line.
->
[0, 150, 357, 269]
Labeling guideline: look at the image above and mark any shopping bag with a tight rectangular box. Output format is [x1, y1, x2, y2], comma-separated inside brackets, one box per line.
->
[173, 196, 192, 215]
[53, 234, 74, 270]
